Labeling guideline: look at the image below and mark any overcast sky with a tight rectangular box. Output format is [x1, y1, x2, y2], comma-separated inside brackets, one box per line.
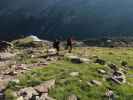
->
[0, 0, 133, 40]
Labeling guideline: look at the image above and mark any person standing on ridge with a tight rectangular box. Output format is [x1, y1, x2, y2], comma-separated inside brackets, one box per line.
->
[66, 37, 73, 53]
[53, 39, 60, 55]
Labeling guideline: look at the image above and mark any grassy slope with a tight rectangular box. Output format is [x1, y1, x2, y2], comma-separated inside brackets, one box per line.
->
[7, 47, 133, 100]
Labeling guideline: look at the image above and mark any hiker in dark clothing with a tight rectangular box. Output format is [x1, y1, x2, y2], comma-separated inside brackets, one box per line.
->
[66, 37, 73, 53]
[53, 39, 60, 55]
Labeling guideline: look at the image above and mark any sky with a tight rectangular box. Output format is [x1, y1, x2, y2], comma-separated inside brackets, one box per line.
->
[0, 0, 133, 40]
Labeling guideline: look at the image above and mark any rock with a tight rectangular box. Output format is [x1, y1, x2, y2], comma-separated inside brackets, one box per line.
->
[94, 58, 106, 65]
[34, 79, 55, 93]
[17, 96, 24, 100]
[108, 63, 118, 71]
[48, 49, 56, 55]
[70, 56, 82, 64]
[4, 70, 18, 76]
[111, 71, 126, 84]
[69, 72, 79, 77]
[105, 89, 114, 99]
[87, 81, 93, 87]
[39, 93, 48, 100]
[0, 79, 8, 92]
[29, 35, 42, 42]
[67, 94, 78, 100]
[90, 80, 102, 86]
[0, 41, 13, 52]
[46, 57, 56, 61]
[18, 87, 38, 100]
[0, 52, 15, 60]
[67, 55, 90, 64]
[15, 64, 27, 70]
[39, 93, 55, 100]
[80, 58, 90, 63]
[97, 69, 106, 74]
[34, 85, 48, 93]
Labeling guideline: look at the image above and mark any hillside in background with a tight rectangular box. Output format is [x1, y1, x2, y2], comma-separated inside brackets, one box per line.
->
[1, 0, 133, 40]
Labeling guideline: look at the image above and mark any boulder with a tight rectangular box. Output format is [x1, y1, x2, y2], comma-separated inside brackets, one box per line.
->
[18, 87, 38, 100]
[87, 81, 93, 87]
[80, 58, 90, 63]
[48, 49, 56, 55]
[17, 96, 24, 100]
[0, 41, 13, 52]
[34, 85, 48, 93]
[69, 56, 82, 64]
[97, 69, 106, 74]
[105, 89, 114, 99]
[69, 72, 79, 77]
[34, 79, 55, 93]
[0, 79, 8, 92]
[108, 63, 118, 71]
[94, 58, 106, 65]
[111, 71, 126, 84]
[67, 55, 90, 64]
[67, 94, 78, 100]
[90, 80, 102, 86]
[40, 93, 55, 100]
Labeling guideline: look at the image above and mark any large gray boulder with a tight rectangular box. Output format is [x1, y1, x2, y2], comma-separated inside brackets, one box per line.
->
[66, 55, 90, 64]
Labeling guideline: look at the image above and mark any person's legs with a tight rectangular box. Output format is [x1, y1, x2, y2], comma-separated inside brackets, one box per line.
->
[69, 45, 72, 53]
[56, 46, 60, 55]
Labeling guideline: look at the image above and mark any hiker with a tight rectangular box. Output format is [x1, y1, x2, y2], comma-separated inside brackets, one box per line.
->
[66, 37, 73, 53]
[53, 39, 60, 55]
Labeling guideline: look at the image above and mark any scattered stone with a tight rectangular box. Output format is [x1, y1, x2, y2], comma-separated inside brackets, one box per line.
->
[87, 81, 93, 87]
[90, 80, 102, 86]
[97, 69, 106, 74]
[80, 58, 90, 63]
[94, 58, 106, 65]
[34, 85, 48, 93]
[14, 64, 27, 70]
[69, 72, 79, 77]
[4, 70, 18, 76]
[17, 96, 24, 100]
[46, 57, 56, 61]
[0, 79, 8, 92]
[67, 94, 78, 100]
[40, 93, 55, 100]
[34, 79, 55, 94]
[67, 55, 90, 64]
[105, 88, 114, 100]
[0, 52, 15, 60]
[91, 55, 99, 59]
[108, 63, 118, 71]
[18, 87, 38, 100]
[48, 49, 56, 55]
[109, 71, 126, 84]
[70, 56, 82, 64]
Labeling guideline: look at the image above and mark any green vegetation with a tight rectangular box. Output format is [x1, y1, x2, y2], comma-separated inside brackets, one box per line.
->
[7, 47, 133, 100]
